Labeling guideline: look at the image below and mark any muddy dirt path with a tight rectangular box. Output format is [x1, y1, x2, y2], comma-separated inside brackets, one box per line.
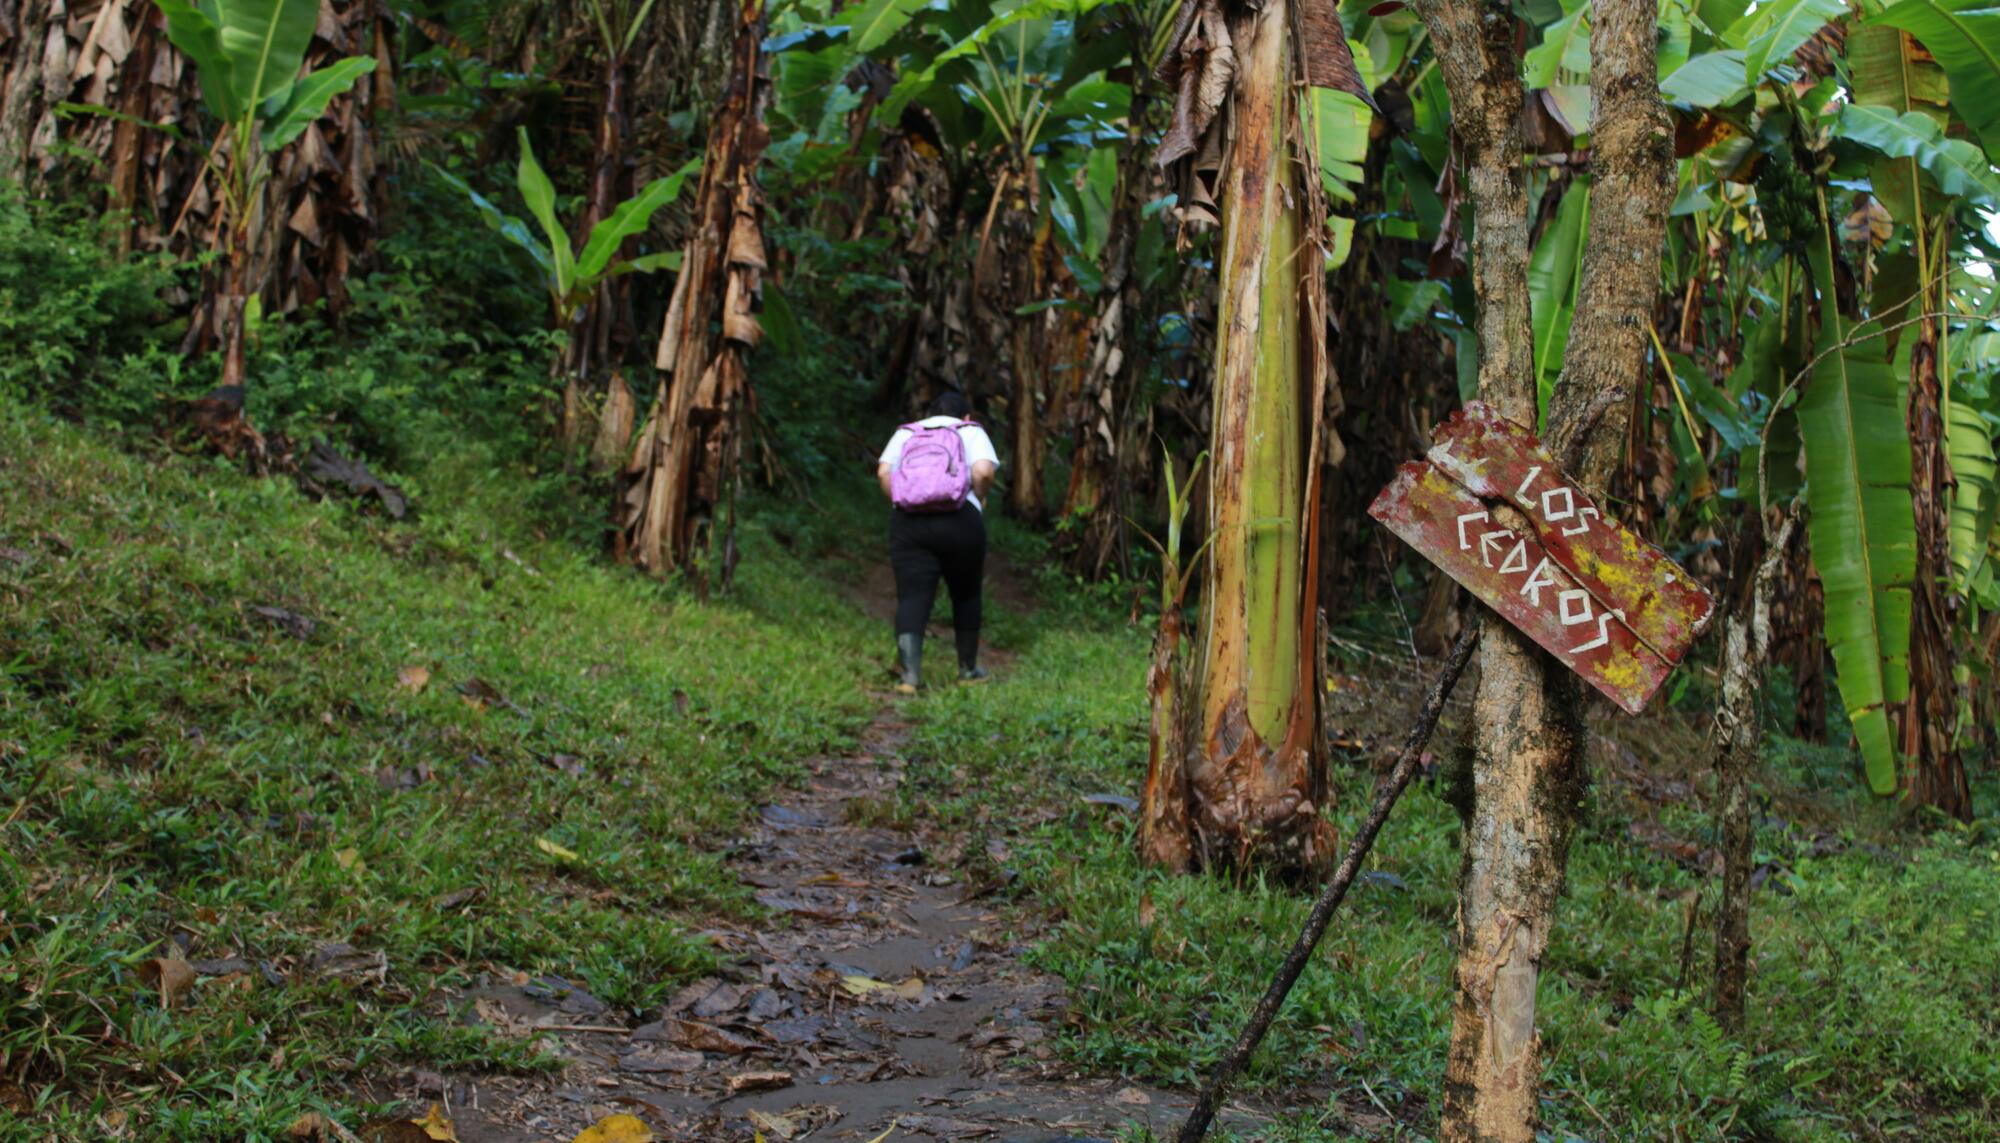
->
[438, 699, 1205, 1142]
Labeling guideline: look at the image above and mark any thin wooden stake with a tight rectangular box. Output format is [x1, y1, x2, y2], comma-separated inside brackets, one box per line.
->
[1176, 624, 1479, 1143]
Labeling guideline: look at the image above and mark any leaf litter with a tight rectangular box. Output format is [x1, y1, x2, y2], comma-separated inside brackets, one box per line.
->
[392, 700, 1189, 1141]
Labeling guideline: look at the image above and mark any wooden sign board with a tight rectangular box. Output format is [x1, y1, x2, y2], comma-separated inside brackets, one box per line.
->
[1367, 403, 1716, 715]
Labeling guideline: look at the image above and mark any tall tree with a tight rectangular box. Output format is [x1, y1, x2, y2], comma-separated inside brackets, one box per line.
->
[620, 0, 769, 583]
[1406, 0, 1673, 1136]
[1137, 0, 1364, 873]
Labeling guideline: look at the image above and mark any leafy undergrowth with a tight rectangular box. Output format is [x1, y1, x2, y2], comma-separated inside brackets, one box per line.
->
[0, 402, 877, 1137]
[895, 567, 2000, 1142]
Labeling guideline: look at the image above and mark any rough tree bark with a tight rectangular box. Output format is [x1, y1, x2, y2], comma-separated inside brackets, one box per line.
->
[620, 0, 768, 583]
[562, 39, 636, 454]
[1408, 0, 1674, 1136]
[1903, 317, 1971, 818]
[1713, 508, 1796, 1029]
[1059, 81, 1155, 578]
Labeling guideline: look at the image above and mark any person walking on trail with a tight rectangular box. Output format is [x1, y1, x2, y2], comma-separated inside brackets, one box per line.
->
[876, 391, 999, 694]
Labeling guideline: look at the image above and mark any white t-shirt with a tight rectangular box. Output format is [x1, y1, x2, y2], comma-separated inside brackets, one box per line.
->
[878, 416, 1001, 511]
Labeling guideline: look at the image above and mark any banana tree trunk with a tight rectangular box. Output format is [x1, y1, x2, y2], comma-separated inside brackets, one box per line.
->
[563, 47, 636, 454]
[1173, 0, 1334, 875]
[620, 0, 768, 584]
[1059, 85, 1154, 579]
[1904, 319, 1971, 818]
[1005, 218, 1052, 525]
[1410, 0, 1674, 1136]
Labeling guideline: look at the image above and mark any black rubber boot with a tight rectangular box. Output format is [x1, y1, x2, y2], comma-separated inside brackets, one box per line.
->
[956, 628, 987, 683]
[896, 633, 923, 694]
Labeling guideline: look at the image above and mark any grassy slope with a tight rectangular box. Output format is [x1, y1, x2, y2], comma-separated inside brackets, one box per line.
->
[0, 402, 877, 1137]
[4, 396, 1997, 1141]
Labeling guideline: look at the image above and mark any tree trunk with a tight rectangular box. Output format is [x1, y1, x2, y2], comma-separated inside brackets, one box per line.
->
[1411, 0, 1674, 1136]
[1903, 317, 1971, 818]
[619, 0, 768, 583]
[1171, 0, 1336, 875]
[1005, 214, 1052, 524]
[1059, 84, 1155, 579]
[563, 47, 636, 455]
[1713, 510, 1796, 1029]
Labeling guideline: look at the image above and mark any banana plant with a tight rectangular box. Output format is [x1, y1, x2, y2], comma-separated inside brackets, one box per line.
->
[152, 0, 375, 392]
[436, 128, 698, 356]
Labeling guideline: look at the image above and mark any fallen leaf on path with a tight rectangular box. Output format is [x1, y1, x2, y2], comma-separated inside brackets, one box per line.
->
[727, 1070, 792, 1093]
[839, 974, 924, 1002]
[690, 982, 743, 1017]
[535, 838, 580, 862]
[756, 892, 850, 921]
[570, 1114, 655, 1143]
[632, 1016, 758, 1054]
[310, 942, 388, 983]
[410, 1104, 458, 1141]
[618, 1047, 703, 1073]
[432, 886, 482, 911]
[250, 605, 317, 640]
[138, 956, 196, 1008]
[396, 666, 430, 692]
[1113, 1086, 1152, 1105]
[748, 1105, 843, 1140]
[898, 1115, 993, 1138]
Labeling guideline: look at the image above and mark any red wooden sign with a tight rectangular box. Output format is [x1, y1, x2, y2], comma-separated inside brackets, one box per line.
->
[1367, 403, 1715, 714]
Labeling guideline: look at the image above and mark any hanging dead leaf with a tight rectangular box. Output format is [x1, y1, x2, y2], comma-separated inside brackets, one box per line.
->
[138, 956, 196, 1008]
[396, 665, 431, 692]
[570, 1113, 655, 1143]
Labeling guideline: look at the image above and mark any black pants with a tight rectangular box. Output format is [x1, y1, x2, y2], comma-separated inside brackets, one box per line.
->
[889, 504, 986, 639]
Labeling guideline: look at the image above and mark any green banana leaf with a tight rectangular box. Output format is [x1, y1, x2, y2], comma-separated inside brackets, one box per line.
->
[845, 0, 931, 53]
[1530, 179, 1589, 426]
[1729, 0, 1845, 83]
[261, 56, 375, 150]
[1869, 0, 2000, 157]
[515, 128, 576, 301]
[1799, 316, 1917, 797]
[153, 0, 320, 122]
[429, 163, 554, 280]
[1661, 50, 1752, 108]
[574, 158, 701, 284]
[1835, 104, 2000, 206]
[1848, 23, 1951, 224]
[1523, 0, 1590, 90]
[1948, 400, 1997, 586]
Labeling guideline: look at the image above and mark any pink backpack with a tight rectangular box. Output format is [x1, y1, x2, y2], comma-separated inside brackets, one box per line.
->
[891, 420, 974, 513]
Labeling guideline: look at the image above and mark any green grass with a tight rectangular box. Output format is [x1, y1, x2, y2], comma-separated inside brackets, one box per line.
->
[0, 401, 879, 1137]
[4, 387, 1997, 1141]
[892, 583, 2000, 1141]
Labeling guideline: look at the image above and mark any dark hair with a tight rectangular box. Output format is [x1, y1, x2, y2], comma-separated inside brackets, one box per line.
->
[929, 390, 973, 419]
